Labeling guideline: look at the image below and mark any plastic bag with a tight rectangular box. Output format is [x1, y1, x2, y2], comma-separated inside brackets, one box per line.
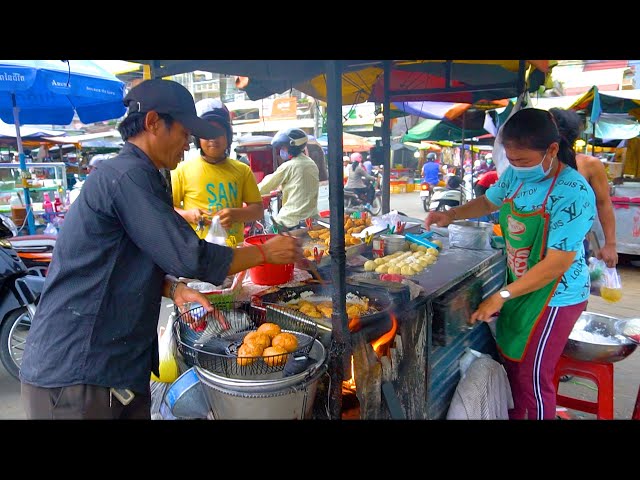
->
[600, 267, 622, 303]
[588, 257, 606, 296]
[150, 311, 180, 383]
[150, 380, 177, 420]
[204, 215, 228, 246]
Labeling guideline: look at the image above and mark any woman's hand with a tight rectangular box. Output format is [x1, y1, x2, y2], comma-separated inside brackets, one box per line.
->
[598, 243, 618, 268]
[469, 293, 504, 325]
[425, 208, 455, 230]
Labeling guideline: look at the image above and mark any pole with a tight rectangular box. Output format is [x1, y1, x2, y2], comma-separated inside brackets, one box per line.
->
[11, 94, 36, 235]
[381, 60, 392, 214]
[325, 60, 350, 420]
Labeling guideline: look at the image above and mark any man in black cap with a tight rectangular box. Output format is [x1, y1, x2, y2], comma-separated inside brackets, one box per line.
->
[19, 79, 303, 420]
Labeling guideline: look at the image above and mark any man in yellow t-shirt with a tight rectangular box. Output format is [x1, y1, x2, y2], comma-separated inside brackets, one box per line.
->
[171, 99, 263, 243]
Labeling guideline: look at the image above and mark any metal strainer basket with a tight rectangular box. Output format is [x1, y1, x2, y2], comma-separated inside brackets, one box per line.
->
[173, 301, 317, 378]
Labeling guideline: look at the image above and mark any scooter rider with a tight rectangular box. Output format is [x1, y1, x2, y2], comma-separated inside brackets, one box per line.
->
[345, 152, 376, 205]
[257, 127, 320, 229]
[422, 152, 444, 188]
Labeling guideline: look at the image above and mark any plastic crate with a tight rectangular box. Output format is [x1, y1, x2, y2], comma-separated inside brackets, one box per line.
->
[199, 270, 246, 309]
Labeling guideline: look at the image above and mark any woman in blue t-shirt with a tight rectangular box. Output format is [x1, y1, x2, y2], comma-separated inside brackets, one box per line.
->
[425, 108, 596, 420]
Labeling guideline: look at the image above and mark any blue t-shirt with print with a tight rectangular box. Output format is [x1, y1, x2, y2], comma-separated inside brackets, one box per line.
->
[485, 165, 596, 307]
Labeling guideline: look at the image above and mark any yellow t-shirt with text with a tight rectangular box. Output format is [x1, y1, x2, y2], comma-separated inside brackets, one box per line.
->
[171, 155, 262, 242]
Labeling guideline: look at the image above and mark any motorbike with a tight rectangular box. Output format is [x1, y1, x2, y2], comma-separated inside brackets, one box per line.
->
[428, 184, 467, 212]
[419, 181, 434, 212]
[344, 175, 382, 216]
[0, 214, 45, 380]
[8, 234, 55, 277]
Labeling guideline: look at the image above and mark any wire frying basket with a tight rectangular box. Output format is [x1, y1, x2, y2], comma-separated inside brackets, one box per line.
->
[174, 301, 318, 378]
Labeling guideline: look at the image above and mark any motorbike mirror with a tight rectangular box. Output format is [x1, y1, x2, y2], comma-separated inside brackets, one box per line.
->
[0, 213, 18, 238]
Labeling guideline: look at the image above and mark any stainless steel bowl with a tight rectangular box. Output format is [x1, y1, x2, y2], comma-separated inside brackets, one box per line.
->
[563, 312, 637, 363]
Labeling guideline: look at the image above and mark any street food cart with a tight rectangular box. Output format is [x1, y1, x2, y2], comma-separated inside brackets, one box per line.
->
[135, 60, 549, 419]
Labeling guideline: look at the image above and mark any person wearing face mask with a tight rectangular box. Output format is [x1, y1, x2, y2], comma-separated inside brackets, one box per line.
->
[425, 108, 596, 420]
[171, 98, 263, 243]
[257, 127, 319, 229]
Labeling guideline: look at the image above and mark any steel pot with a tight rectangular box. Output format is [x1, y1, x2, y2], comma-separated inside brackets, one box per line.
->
[195, 339, 327, 419]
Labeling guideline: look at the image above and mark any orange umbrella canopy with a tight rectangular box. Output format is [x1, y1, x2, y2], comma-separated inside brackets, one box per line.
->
[317, 131, 373, 153]
[341, 132, 373, 153]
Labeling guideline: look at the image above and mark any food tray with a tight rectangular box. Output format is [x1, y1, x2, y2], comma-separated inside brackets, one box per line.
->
[291, 227, 372, 268]
[252, 283, 393, 332]
[174, 301, 318, 379]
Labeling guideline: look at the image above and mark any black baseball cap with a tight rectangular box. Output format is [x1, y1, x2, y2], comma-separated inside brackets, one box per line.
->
[123, 79, 220, 139]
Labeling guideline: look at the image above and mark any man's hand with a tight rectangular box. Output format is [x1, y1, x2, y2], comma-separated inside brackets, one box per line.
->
[215, 208, 235, 229]
[173, 283, 213, 315]
[185, 208, 212, 226]
[597, 243, 618, 268]
[263, 235, 303, 264]
[425, 208, 455, 230]
[469, 293, 504, 325]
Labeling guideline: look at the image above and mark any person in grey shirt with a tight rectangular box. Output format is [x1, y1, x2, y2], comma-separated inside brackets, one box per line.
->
[345, 152, 376, 204]
[20, 79, 302, 420]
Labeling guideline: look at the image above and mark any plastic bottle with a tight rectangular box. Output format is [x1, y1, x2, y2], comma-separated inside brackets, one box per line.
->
[53, 191, 63, 213]
[42, 192, 54, 223]
[10, 194, 26, 227]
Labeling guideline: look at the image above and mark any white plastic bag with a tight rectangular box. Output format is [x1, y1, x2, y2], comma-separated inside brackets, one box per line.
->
[493, 92, 533, 177]
[150, 311, 180, 383]
[205, 215, 228, 246]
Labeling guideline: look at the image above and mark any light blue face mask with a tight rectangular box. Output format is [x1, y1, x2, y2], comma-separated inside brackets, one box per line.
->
[279, 148, 289, 161]
[511, 153, 554, 182]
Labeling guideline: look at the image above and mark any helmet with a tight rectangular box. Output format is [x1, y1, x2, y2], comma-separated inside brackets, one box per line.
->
[88, 154, 114, 171]
[426, 152, 437, 162]
[271, 128, 308, 156]
[350, 152, 363, 163]
[193, 98, 233, 153]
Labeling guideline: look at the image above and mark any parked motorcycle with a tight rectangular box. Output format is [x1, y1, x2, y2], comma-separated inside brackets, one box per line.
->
[429, 184, 467, 212]
[9, 234, 55, 277]
[344, 175, 382, 216]
[0, 214, 45, 380]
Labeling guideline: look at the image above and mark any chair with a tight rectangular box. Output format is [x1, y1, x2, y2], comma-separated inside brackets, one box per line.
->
[553, 355, 614, 420]
[633, 385, 640, 420]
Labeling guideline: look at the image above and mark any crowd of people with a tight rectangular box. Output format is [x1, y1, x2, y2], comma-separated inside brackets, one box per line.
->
[17, 77, 621, 421]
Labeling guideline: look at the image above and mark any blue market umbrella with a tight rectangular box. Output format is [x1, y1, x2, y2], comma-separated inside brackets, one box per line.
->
[0, 60, 126, 233]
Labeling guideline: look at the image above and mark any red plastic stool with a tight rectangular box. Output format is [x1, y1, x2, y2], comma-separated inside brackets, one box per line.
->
[632, 385, 640, 420]
[553, 355, 614, 420]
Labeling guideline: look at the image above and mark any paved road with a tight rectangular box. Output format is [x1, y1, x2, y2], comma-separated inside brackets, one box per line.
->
[1, 191, 638, 419]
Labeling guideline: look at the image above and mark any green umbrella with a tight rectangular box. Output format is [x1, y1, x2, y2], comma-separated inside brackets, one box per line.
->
[402, 118, 487, 142]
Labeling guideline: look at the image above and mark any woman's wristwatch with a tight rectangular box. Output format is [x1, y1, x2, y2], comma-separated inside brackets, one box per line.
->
[499, 288, 512, 300]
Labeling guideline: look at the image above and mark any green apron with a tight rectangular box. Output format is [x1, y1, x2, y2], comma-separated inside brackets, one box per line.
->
[496, 167, 562, 361]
